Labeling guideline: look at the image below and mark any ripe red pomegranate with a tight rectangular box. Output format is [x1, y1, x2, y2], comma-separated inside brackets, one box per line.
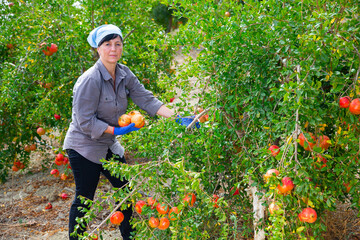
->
[298, 207, 317, 223]
[135, 200, 147, 214]
[349, 98, 360, 115]
[212, 194, 220, 208]
[45, 202, 52, 210]
[50, 169, 59, 177]
[298, 132, 316, 151]
[183, 193, 196, 207]
[149, 217, 159, 228]
[110, 211, 124, 225]
[339, 96, 351, 108]
[277, 177, 294, 195]
[268, 145, 280, 157]
[48, 43, 58, 53]
[37, 127, 46, 135]
[317, 135, 330, 150]
[60, 193, 69, 200]
[264, 169, 280, 183]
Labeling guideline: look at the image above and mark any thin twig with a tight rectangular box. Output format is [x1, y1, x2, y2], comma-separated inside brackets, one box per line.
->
[187, 108, 210, 129]
[0, 220, 37, 227]
[222, 112, 243, 140]
[194, 77, 210, 113]
[15, 50, 30, 73]
[279, 131, 296, 168]
[123, 28, 136, 42]
[294, 65, 301, 167]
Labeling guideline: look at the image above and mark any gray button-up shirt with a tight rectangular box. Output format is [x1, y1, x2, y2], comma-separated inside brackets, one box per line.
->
[63, 59, 163, 164]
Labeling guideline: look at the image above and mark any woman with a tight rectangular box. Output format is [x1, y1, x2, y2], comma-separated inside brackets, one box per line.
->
[63, 24, 175, 240]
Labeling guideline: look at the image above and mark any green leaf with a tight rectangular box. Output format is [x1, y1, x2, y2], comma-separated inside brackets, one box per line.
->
[296, 226, 305, 233]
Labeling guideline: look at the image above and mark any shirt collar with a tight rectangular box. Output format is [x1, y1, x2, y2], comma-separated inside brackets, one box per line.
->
[96, 59, 126, 81]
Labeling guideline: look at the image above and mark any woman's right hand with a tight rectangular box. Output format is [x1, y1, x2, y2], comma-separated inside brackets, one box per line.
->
[112, 123, 140, 135]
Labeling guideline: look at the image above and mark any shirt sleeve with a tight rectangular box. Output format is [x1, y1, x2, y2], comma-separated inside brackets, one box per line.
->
[72, 76, 109, 139]
[124, 68, 163, 117]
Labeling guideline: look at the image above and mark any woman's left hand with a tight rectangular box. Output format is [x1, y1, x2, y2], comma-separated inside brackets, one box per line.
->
[175, 115, 200, 129]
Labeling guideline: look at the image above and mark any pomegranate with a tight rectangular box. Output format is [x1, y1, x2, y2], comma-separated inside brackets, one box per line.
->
[298, 132, 316, 151]
[131, 114, 145, 128]
[48, 43, 58, 53]
[349, 98, 360, 115]
[128, 110, 141, 117]
[156, 202, 169, 215]
[339, 96, 351, 108]
[135, 200, 147, 214]
[298, 207, 317, 223]
[50, 169, 59, 177]
[158, 217, 170, 230]
[168, 207, 180, 220]
[268, 145, 280, 157]
[149, 217, 159, 228]
[37, 127, 46, 135]
[317, 135, 330, 150]
[183, 193, 196, 207]
[277, 177, 294, 195]
[212, 194, 220, 208]
[118, 114, 131, 127]
[269, 202, 280, 214]
[264, 169, 280, 183]
[110, 211, 124, 225]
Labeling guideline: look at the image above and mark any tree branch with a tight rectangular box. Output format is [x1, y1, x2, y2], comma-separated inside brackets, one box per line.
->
[123, 28, 136, 42]
[186, 107, 210, 129]
[294, 65, 301, 167]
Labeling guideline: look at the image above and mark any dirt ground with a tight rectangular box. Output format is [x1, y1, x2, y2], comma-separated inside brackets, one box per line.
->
[0, 152, 130, 240]
[0, 146, 155, 240]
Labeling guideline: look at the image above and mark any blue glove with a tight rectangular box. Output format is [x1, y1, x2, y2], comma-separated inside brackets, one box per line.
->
[113, 123, 140, 135]
[175, 115, 200, 129]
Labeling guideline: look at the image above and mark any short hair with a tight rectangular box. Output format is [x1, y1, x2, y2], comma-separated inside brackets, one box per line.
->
[97, 34, 122, 47]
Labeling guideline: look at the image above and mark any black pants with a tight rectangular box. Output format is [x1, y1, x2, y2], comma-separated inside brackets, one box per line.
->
[66, 149, 135, 240]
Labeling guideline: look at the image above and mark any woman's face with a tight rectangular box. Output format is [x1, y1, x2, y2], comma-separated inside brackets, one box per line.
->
[97, 36, 123, 65]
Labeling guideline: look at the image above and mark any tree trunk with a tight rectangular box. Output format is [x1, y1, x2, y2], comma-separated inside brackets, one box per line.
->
[247, 178, 266, 240]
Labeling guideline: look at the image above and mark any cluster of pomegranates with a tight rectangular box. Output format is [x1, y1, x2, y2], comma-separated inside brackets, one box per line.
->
[50, 153, 71, 180]
[263, 96, 360, 225]
[268, 130, 331, 173]
[111, 193, 197, 231]
[118, 110, 145, 128]
[41, 42, 58, 56]
[13, 140, 36, 172]
[264, 169, 294, 195]
[264, 168, 317, 223]
[12, 160, 25, 172]
[339, 96, 360, 115]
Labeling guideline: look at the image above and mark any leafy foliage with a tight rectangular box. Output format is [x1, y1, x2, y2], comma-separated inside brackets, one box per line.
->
[0, 0, 174, 182]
